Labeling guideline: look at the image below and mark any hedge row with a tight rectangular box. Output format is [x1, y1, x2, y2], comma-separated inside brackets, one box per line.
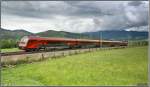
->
[0, 39, 18, 49]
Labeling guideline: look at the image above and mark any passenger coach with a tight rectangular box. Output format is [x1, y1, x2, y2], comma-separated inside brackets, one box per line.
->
[18, 36, 128, 51]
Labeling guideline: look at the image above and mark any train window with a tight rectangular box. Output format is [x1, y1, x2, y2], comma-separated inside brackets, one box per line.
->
[20, 36, 29, 45]
[24, 38, 29, 43]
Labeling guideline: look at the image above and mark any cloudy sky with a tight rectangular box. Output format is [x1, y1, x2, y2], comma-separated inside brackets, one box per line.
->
[1, 1, 149, 33]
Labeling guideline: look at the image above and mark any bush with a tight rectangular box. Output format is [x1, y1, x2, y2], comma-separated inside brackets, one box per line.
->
[0, 39, 17, 49]
[128, 40, 148, 46]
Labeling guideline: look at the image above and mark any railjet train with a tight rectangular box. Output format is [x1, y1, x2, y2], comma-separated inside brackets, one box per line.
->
[18, 36, 128, 51]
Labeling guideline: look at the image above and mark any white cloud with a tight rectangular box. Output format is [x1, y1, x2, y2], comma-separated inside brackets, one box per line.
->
[125, 26, 148, 31]
[1, 1, 149, 33]
[1, 14, 95, 33]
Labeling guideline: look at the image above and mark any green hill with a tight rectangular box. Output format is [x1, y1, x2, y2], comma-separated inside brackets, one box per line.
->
[0, 28, 148, 41]
[0, 28, 34, 40]
[0, 28, 89, 40]
[83, 30, 148, 40]
[36, 30, 89, 39]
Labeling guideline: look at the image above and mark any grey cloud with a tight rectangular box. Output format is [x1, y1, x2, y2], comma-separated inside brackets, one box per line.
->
[93, 19, 102, 26]
[92, 1, 148, 31]
[2, 1, 124, 18]
[65, 1, 124, 16]
[2, 1, 72, 18]
[128, 1, 143, 6]
[2, 1, 45, 18]
[125, 2, 148, 28]
[1, 1, 149, 32]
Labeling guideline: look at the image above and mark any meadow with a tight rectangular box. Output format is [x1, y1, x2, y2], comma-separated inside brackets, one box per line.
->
[1, 46, 148, 86]
[1, 48, 21, 53]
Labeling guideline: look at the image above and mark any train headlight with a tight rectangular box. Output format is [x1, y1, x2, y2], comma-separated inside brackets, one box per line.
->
[19, 36, 29, 47]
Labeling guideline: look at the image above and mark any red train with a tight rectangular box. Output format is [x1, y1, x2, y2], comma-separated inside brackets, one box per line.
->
[18, 36, 128, 51]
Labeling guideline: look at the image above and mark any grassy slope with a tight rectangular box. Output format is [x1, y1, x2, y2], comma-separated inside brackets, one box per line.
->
[1, 48, 21, 53]
[1, 46, 148, 86]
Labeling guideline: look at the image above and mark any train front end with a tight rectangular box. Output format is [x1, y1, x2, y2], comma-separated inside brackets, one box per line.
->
[18, 36, 29, 50]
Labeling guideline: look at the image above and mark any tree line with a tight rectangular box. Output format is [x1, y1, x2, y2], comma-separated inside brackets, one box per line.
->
[128, 40, 148, 46]
[0, 39, 18, 49]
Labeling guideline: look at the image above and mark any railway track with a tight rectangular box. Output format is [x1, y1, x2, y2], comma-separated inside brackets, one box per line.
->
[0, 47, 91, 56]
[1, 47, 70, 56]
[1, 46, 127, 66]
[1, 46, 126, 56]
[1, 51, 26, 56]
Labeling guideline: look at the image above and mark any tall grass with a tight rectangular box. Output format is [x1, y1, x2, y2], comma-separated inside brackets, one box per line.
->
[1, 46, 148, 86]
[1, 48, 21, 53]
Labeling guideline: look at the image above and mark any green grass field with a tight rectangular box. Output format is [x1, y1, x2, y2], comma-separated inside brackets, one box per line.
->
[1, 48, 21, 53]
[1, 46, 148, 86]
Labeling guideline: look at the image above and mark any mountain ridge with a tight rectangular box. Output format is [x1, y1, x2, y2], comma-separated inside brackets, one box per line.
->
[0, 28, 148, 40]
[83, 30, 148, 40]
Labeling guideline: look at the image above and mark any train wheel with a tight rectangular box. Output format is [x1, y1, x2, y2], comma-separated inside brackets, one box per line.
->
[44, 47, 48, 51]
[31, 49, 35, 52]
[35, 48, 40, 51]
[25, 49, 30, 52]
[69, 46, 73, 49]
[77, 45, 82, 48]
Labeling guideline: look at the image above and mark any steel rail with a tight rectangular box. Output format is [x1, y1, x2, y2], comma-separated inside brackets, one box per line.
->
[1, 46, 127, 56]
